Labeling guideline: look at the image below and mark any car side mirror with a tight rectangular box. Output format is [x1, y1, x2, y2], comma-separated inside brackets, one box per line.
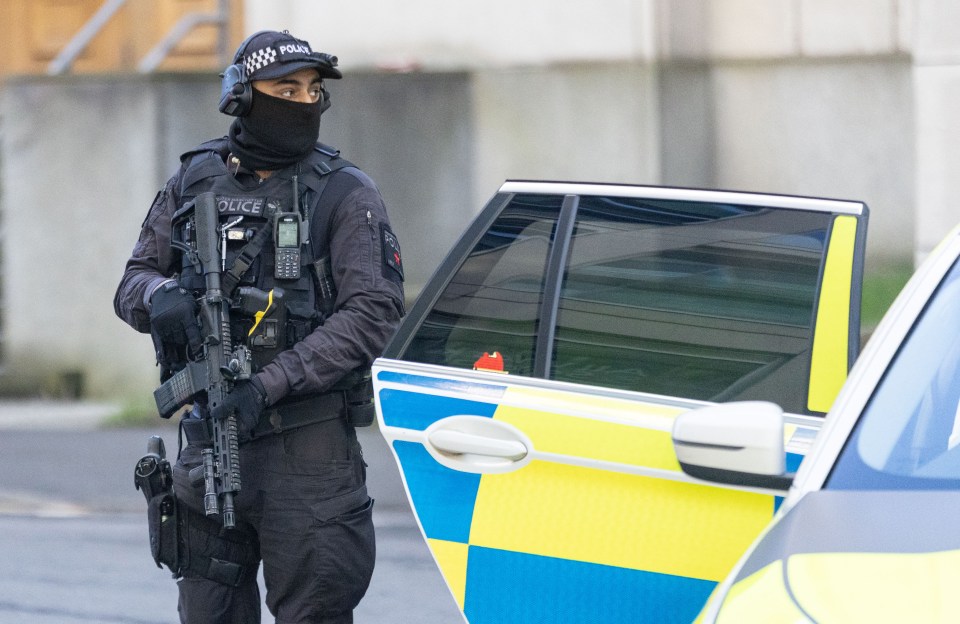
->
[671, 401, 794, 491]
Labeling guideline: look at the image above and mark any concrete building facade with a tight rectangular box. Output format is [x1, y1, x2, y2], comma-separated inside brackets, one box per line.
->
[0, 1, 951, 401]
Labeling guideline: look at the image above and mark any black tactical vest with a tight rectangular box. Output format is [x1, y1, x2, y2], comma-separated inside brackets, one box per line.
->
[172, 139, 352, 371]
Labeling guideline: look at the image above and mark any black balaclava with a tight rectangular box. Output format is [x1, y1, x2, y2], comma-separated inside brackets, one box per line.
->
[228, 86, 322, 171]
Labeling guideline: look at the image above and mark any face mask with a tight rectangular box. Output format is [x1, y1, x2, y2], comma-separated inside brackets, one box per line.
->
[228, 89, 322, 170]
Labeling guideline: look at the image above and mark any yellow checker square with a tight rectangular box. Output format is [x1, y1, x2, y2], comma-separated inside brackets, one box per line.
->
[493, 395, 683, 472]
[808, 214, 856, 413]
[426, 538, 469, 609]
[470, 459, 774, 581]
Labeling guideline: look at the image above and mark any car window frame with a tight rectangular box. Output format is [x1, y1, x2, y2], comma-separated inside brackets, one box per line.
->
[384, 190, 579, 378]
[386, 181, 868, 414]
[383, 191, 515, 358]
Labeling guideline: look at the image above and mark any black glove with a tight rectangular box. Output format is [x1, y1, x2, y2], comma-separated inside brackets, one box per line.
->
[210, 378, 267, 438]
[149, 281, 202, 371]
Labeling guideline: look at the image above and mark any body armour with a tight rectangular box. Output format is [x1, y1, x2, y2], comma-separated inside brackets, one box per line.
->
[172, 139, 351, 372]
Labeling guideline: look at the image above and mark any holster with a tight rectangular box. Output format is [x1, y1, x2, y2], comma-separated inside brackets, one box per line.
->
[175, 499, 260, 587]
[137, 436, 259, 587]
[144, 491, 259, 587]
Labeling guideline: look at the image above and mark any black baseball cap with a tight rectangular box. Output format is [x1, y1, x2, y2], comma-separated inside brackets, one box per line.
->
[236, 30, 342, 81]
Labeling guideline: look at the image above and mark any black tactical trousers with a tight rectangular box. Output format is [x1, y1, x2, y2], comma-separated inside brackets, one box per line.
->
[172, 415, 376, 624]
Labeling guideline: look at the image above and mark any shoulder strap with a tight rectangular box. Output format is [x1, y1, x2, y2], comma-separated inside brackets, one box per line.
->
[179, 137, 228, 163]
[301, 145, 358, 316]
[301, 144, 357, 255]
[301, 143, 356, 260]
[179, 138, 229, 196]
[299, 144, 354, 194]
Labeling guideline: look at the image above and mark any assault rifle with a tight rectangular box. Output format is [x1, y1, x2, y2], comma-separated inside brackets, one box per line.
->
[152, 191, 249, 529]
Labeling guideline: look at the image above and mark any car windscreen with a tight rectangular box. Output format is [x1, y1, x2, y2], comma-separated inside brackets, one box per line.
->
[828, 257, 960, 489]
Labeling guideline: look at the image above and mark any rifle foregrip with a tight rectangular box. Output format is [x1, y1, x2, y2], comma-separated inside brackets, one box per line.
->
[211, 415, 241, 529]
[222, 416, 242, 492]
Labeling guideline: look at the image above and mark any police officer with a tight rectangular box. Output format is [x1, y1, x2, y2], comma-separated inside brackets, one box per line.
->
[114, 30, 404, 623]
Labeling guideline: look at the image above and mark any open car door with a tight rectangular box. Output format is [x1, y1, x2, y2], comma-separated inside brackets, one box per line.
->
[374, 182, 868, 623]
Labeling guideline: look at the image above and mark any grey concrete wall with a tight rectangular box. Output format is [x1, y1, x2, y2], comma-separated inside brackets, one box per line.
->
[0, 76, 224, 399]
[320, 72, 476, 294]
[660, 57, 914, 273]
[0, 72, 479, 400]
[657, 0, 916, 269]
[914, 0, 960, 263]
[471, 63, 661, 207]
[708, 58, 915, 268]
[0, 54, 918, 402]
[250, 0, 657, 69]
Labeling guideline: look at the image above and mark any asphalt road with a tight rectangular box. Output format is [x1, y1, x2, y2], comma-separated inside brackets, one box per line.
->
[0, 405, 463, 623]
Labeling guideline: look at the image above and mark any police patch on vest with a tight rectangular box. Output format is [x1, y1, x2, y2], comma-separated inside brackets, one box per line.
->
[217, 196, 265, 217]
[381, 224, 403, 283]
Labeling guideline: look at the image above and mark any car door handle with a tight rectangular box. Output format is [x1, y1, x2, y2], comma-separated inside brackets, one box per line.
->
[424, 415, 532, 473]
[428, 429, 528, 460]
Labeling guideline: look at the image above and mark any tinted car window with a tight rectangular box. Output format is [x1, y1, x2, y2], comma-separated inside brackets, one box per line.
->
[551, 197, 833, 413]
[828, 258, 960, 490]
[402, 191, 839, 413]
[402, 194, 562, 377]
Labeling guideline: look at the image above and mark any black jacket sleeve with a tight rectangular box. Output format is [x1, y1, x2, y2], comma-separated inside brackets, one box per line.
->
[113, 172, 183, 333]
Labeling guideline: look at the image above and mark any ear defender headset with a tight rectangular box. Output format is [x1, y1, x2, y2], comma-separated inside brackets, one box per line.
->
[218, 31, 339, 117]
[218, 31, 265, 117]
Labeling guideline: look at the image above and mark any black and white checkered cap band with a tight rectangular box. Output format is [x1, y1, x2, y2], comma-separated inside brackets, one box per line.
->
[243, 42, 315, 77]
[244, 46, 279, 75]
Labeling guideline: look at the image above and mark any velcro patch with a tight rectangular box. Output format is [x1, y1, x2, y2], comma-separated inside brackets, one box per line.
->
[216, 196, 264, 217]
[381, 224, 404, 282]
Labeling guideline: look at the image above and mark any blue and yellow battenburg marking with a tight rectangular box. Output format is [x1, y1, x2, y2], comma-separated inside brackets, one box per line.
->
[378, 369, 810, 624]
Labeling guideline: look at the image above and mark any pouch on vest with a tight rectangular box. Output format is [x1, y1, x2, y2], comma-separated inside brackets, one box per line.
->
[147, 492, 180, 573]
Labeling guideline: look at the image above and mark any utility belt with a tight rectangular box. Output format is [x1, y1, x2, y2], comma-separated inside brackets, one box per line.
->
[181, 391, 346, 446]
[181, 372, 375, 446]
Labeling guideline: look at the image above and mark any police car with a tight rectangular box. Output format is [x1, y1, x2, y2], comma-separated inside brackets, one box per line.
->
[684, 223, 960, 623]
[373, 181, 869, 623]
